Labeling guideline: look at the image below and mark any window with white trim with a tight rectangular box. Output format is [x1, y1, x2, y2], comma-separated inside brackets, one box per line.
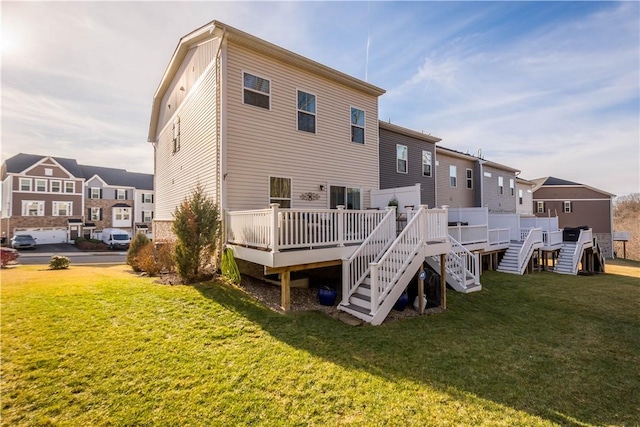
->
[50, 180, 61, 193]
[142, 211, 154, 223]
[466, 169, 473, 189]
[90, 207, 101, 221]
[44, 168, 53, 176]
[172, 116, 181, 153]
[243, 72, 270, 109]
[396, 145, 408, 173]
[269, 177, 291, 208]
[498, 176, 504, 195]
[52, 201, 72, 216]
[142, 193, 153, 203]
[114, 207, 131, 221]
[422, 151, 432, 177]
[22, 201, 44, 216]
[90, 187, 101, 199]
[518, 189, 523, 205]
[297, 90, 316, 133]
[116, 189, 127, 200]
[19, 178, 31, 192]
[536, 201, 545, 213]
[64, 181, 75, 193]
[563, 201, 572, 213]
[350, 107, 365, 144]
[449, 165, 457, 187]
[35, 179, 47, 192]
[509, 178, 515, 196]
[329, 186, 361, 210]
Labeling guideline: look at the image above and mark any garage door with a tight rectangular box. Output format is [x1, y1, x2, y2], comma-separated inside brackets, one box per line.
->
[13, 227, 67, 244]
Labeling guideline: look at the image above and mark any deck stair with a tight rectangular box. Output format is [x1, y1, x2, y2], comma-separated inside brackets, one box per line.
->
[425, 235, 481, 293]
[555, 229, 595, 275]
[497, 228, 543, 275]
[339, 206, 448, 325]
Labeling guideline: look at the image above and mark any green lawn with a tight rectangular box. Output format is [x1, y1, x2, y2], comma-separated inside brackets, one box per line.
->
[1, 261, 638, 426]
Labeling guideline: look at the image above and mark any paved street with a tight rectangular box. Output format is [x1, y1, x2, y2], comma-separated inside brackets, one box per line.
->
[13, 244, 127, 265]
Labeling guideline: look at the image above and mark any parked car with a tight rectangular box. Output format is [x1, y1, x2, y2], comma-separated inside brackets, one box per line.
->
[1, 247, 20, 267]
[10, 234, 37, 250]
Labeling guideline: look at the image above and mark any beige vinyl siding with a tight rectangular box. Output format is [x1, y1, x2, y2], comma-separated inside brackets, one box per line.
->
[157, 38, 221, 136]
[154, 53, 220, 220]
[224, 43, 379, 211]
[436, 152, 475, 208]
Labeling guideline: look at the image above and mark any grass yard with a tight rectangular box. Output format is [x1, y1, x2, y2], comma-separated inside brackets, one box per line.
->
[1, 260, 639, 426]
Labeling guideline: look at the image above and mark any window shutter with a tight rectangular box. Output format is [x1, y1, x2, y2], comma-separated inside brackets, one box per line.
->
[125, 190, 128, 200]
[99, 209, 103, 220]
[99, 189, 102, 199]
[87, 188, 91, 198]
[151, 195, 154, 203]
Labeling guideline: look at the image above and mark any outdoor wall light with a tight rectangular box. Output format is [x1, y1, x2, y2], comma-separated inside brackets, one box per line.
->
[319, 185, 325, 191]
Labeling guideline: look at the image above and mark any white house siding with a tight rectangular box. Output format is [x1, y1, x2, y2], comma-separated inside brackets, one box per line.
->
[154, 48, 220, 221]
[481, 165, 517, 213]
[224, 43, 379, 211]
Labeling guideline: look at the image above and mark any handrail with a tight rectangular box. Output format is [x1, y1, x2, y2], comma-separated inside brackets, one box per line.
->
[517, 228, 542, 274]
[568, 229, 594, 274]
[543, 230, 563, 248]
[447, 234, 480, 286]
[342, 207, 396, 302]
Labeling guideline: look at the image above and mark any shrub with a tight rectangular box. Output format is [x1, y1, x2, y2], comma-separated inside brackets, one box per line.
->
[49, 255, 70, 270]
[137, 243, 161, 276]
[127, 233, 151, 272]
[172, 183, 220, 283]
[155, 242, 176, 273]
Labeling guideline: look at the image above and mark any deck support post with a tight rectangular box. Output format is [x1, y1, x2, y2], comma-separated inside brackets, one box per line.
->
[440, 253, 447, 310]
[418, 262, 425, 314]
[280, 270, 291, 311]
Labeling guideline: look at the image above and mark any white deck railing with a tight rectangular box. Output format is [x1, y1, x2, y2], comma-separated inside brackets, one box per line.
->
[226, 204, 388, 252]
[369, 207, 448, 314]
[542, 230, 563, 248]
[342, 207, 396, 301]
[488, 228, 510, 246]
[517, 228, 543, 274]
[448, 224, 488, 245]
[567, 229, 594, 274]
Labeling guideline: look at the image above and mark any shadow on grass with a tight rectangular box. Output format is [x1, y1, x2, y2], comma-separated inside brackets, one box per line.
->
[191, 269, 640, 427]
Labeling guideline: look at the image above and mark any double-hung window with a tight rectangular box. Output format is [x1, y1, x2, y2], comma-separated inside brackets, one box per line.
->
[172, 117, 181, 153]
[498, 176, 504, 195]
[116, 189, 127, 200]
[19, 178, 31, 192]
[396, 145, 408, 173]
[142, 211, 154, 223]
[50, 181, 61, 193]
[466, 169, 473, 189]
[350, 107, 365, 144]
[90, 207, 101, 221]
[142, 193, 153, 203]
[243, 72, 270, 109]
[563, 201, 572, 213]
[35, 179, 47, 192]
[297, 90, 316, 133]
[449, 165, 457, 187]
[64, 181, 75, 193]
[536, 201, 545, 213]
[52, 201, 72, 216]
[114, 207, 131, 221]
[422, 151, 432, 177]
[518, 189, 523, 205]
[509, 178, 515, 196]
[22, 201, 44, 216]
[90, 188, 101, 199]
[269, 177, 291, 208]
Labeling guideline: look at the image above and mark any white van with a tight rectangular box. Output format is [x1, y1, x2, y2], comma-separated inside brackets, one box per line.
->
[101, 228, 131, 250]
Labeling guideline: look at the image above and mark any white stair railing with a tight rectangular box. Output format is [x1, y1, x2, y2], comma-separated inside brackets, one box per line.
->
[446, 235, 480, 286]
[567, 229, 593, 274]
[517, 228, 543, 274]
[342, 207, 396, 302]
[369, 207, 448, 315]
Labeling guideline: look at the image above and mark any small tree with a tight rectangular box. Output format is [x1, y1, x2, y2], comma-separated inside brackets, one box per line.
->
[172, 183, 220, 283]
[127, 233, 151, 272]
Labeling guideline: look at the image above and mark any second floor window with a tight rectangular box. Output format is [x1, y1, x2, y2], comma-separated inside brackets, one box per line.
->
[35, 179, 47, 192]
[449, 165, 457, 188]
[114, 207, 131, 221]
[52, 201, 72, 216]
[90, 188, 101, 199]
[510, 179, 515, 196]
[397, 145, 408, 173]
[22, 201, 44, 216]
[297, 90, 316, 133]
[19, 178, 31, 192]
[50, 181, 61, 193]
[116, 189, 127, 200]
[142, 193, 153, 203]
[498, 176, 504, 195]
[243, 72, 270, 110]
[466, 169, 473, 189]
[422, 151, 432, 177]
[65, 182, 75, 193]
[143, 211, 154, 222]
[564, 201, 572, 213]
[537, 201, 545, 213]
[519, 189, 523, 205]
[350, 107, 365, 144]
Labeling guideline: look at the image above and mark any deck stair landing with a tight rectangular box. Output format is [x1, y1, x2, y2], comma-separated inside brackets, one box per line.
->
[496, 228, 543, 275]
[425, 235, 481, 293]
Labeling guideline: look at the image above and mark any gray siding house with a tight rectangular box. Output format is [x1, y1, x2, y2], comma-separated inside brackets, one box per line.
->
[378, 121, 440, 208]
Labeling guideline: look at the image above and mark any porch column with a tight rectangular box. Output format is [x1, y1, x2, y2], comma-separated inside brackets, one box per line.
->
[270, 203, 280, 254]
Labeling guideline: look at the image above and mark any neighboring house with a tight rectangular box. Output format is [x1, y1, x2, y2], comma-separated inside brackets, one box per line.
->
[516, 177, 535, 215]
[1, 153, 154, 243]
[82, 166, 154, 237]
[532, 177, 615, 258]
[378, 120, 440, 208]
[148, 21, 452, 325]
[435, 147, 519, 213]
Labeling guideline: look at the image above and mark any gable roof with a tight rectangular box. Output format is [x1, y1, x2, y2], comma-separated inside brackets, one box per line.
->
[2, 153, 153, 190]
[532, 176, 615, 197]
[148, 20, 386, 142]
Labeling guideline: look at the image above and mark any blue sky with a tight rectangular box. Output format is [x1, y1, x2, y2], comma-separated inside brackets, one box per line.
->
[2, 1, 638, 196]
